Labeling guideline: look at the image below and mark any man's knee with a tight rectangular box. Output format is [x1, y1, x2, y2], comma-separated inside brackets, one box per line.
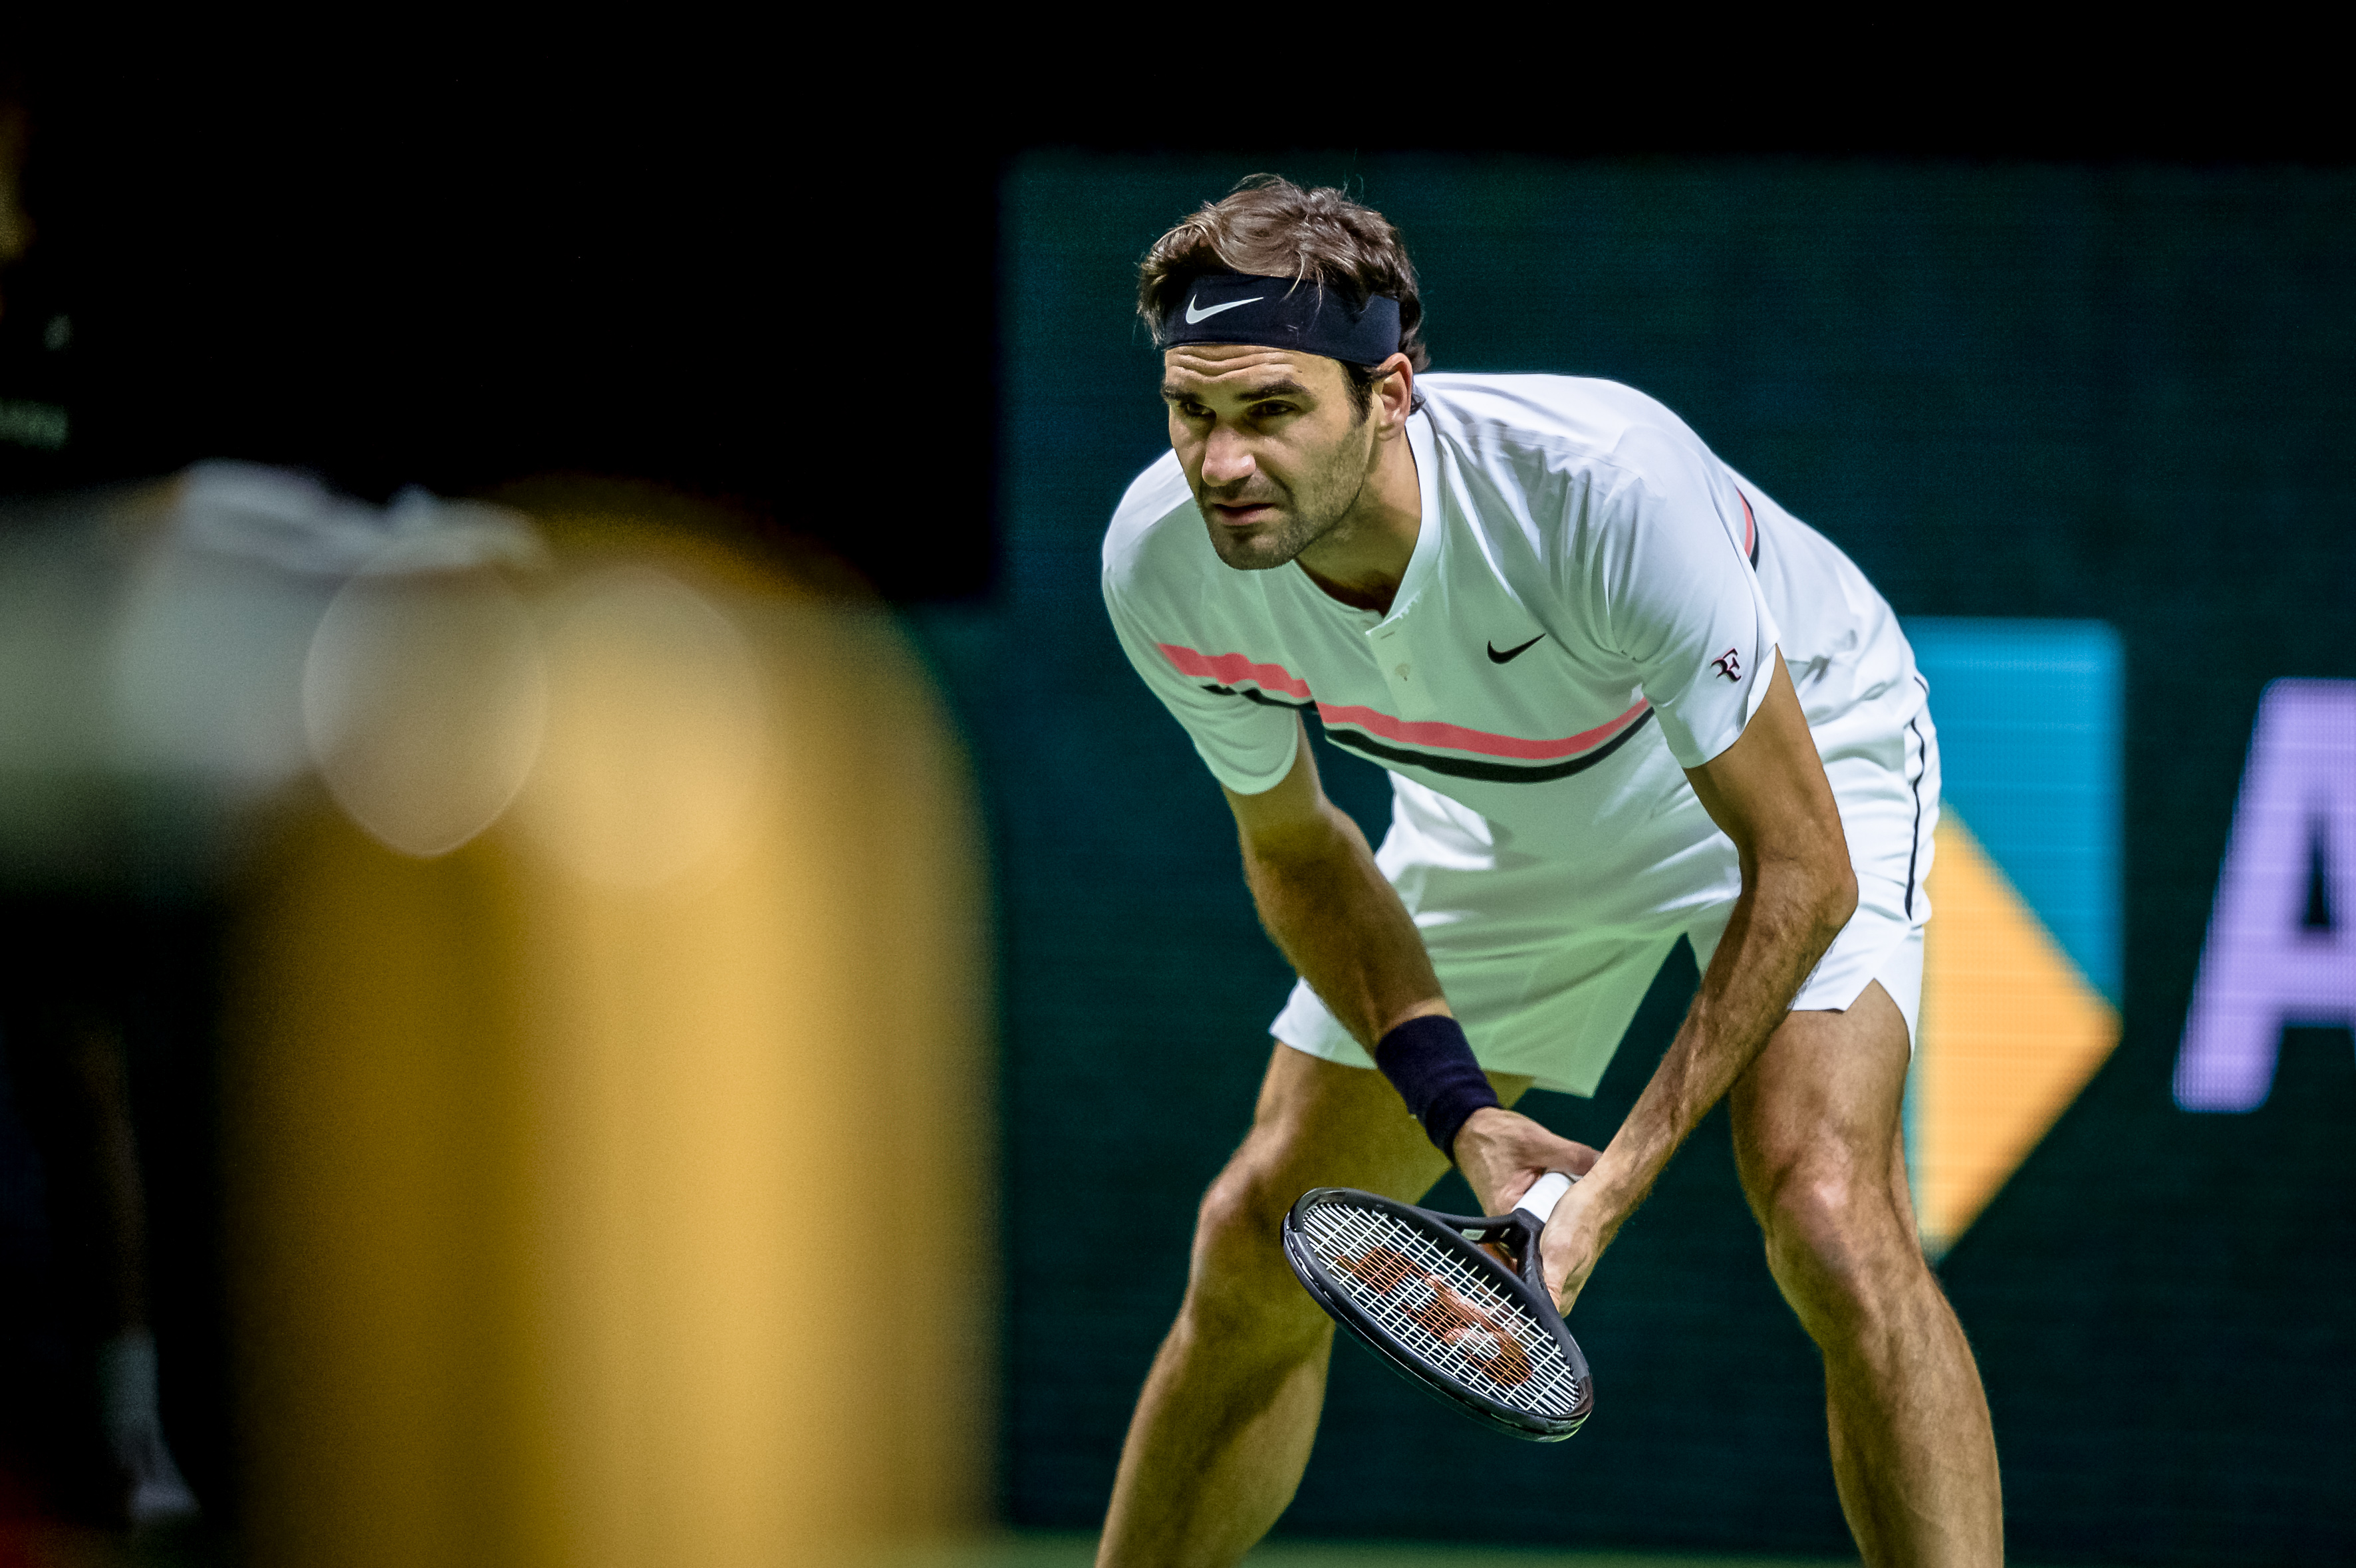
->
[1180, 1152, 1327, 1345]
[1757, 1158, 1921, 1342]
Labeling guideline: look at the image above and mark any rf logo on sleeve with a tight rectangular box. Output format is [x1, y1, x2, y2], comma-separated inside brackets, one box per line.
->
[1712, 647, 1743, 682]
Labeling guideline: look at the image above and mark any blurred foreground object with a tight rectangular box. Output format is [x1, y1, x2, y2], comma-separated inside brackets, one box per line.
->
[201, 481, 991, 1565]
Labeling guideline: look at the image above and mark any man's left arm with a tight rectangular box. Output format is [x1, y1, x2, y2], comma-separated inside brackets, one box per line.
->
[1454, 647, 1855, 1307]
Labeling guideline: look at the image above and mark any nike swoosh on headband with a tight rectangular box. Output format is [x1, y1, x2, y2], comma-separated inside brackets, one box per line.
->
[1185, 293, 1264, 324]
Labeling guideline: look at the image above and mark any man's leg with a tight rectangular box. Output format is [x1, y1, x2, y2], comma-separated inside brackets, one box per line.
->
[1097, 1043, 1529, 1568]
[1730, 981, 2004, 1567]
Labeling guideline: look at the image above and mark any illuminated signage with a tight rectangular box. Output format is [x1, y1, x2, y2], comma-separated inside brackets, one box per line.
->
[2174, 680, 2355, 1112]
[1904, 621, 2123, 1257]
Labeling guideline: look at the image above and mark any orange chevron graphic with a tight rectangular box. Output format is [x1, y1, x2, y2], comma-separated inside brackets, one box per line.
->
[1912, 813, 2121, 1256]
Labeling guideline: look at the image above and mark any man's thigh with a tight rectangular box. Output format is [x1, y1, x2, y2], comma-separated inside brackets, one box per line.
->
[1726, 981, 1916, 1230]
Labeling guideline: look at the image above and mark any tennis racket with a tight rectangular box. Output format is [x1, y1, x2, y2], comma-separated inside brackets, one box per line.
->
[1281, 1170, 1593, 1442]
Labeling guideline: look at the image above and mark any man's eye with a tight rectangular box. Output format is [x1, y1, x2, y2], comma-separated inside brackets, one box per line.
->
[1250, 403, 1293, 418]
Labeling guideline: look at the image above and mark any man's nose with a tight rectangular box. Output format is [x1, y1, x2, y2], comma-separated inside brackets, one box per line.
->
[1200, 425, 1255, 487]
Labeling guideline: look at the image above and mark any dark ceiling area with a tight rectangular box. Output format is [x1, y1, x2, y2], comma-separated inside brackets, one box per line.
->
[9, 58, 995, 600]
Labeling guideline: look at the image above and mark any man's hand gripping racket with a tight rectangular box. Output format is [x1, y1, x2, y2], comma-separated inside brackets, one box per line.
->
[1281, 1171, 1593, 1441]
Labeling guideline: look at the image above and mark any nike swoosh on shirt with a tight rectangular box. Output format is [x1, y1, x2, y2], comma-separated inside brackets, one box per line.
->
[1486, 634, 1545, 664]
[1185, 294, 1263, 324]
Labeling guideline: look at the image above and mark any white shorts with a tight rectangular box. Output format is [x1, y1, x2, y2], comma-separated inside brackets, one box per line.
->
[1273, 699, 1940, 1096]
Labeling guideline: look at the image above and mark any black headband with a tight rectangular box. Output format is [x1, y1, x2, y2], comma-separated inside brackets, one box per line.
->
[1158, 273, 1403, 365]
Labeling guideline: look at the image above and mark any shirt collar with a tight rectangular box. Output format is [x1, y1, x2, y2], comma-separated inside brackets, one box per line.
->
[1378, 404, 1442, 629]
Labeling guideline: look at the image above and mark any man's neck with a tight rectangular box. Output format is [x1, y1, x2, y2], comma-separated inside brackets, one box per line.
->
[1295, 416, 1421, 615]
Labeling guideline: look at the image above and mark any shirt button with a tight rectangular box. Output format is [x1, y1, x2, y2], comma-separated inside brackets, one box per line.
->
[1394, 664, 1411, 680]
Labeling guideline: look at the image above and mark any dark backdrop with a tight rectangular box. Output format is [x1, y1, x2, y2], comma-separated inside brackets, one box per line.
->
[5, 55, 994, 600]
[909, 154, 2356, 1564]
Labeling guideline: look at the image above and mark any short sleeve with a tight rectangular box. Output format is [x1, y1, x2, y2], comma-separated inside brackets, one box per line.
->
[1587, 427, 1781, 769]
[1103, 578, 1301, 795]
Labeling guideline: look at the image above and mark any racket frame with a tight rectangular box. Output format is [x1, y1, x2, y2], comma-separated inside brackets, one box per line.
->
[1282, 1184, 1594, 1442]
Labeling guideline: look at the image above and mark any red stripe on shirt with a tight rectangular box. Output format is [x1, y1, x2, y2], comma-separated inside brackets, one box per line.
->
[1157, 643, 1314, 700]
[1315, 698, 1652, 762]
[1159, 642, 1652, 765]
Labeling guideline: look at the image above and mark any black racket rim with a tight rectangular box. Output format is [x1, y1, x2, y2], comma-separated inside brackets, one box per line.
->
[1282, 1186, 1593, 1442]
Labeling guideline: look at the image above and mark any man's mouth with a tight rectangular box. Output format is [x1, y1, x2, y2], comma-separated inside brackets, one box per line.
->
[1208, 500, 1278, 525]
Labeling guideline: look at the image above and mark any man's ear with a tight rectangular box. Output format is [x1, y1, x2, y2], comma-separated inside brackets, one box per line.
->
[1378, 354, 1416, 435]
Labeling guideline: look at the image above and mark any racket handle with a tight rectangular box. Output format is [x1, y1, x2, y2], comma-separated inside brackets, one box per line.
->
[1514, 1170, 1576, 1226]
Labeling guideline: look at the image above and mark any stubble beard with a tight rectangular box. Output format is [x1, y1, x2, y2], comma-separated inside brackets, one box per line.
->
[1196, 420, 1376, 573]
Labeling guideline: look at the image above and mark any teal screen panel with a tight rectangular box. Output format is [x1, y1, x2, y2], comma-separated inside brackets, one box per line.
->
[1906, 618, 2123, 1001]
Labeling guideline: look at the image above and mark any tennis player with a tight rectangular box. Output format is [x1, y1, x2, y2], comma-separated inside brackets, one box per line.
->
[1097, 178, 2002, 1567]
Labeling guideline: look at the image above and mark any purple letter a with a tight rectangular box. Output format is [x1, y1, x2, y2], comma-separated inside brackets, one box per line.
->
[2175, 680, 2356, 1112]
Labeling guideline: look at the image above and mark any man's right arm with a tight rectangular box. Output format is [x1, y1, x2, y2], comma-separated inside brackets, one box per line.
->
[1221, 718, 1450, 1049]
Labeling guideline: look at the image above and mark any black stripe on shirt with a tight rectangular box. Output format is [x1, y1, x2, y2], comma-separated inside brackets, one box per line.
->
[1903, 676, 1930, 917]
[1202, 682, 1312, 711]
[1322, 707, 1655, 785]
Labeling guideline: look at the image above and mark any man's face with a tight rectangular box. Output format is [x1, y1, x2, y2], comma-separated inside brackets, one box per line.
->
[1161, 344, 1376, 572]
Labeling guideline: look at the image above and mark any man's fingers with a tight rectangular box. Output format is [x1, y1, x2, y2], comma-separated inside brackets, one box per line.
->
[1538, 1216, 1592, 1312]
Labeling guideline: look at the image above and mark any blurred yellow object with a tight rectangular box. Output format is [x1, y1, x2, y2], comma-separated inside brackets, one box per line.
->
[225, 501, 993, 1568]
[1913, 815, 2119, 1256]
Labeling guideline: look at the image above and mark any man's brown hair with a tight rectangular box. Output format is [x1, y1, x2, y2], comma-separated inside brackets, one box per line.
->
[1138, 176, 1428, 413]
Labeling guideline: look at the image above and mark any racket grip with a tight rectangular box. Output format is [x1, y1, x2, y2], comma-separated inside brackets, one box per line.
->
[1514, 1171, 1576, 1225]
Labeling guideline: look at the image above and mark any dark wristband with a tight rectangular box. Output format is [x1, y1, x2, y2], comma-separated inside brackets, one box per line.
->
[1373, 1013, 1499, 1159]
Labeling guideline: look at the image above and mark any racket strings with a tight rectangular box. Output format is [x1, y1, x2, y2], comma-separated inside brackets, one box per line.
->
[1302, 1202, 1584, 1415]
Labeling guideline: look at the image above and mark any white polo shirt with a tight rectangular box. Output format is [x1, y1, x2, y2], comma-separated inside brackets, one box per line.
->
[1102, 374, 1927, 1087]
